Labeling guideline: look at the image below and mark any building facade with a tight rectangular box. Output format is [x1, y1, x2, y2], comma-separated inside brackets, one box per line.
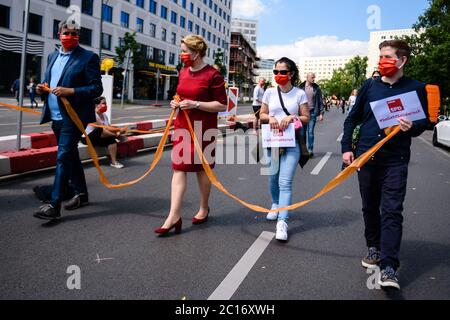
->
[254, 58, 274, 84]
[367, 28, 418, 77]
[231, 17, 257, 50]
[229, 32, 257, 101]
[299, 55, 363, 82]
[0, 0, 232, 100]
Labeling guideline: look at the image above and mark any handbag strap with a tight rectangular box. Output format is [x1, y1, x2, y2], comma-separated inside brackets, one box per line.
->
[277, 86, 292, 116]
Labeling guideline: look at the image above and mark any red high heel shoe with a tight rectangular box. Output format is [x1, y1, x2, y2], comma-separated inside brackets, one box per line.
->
[154, 218, 182, 235]
[192, 208, 210, 225]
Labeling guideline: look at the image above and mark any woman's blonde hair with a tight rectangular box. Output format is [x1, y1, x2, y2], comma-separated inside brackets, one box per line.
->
[181, 34, 208, 57]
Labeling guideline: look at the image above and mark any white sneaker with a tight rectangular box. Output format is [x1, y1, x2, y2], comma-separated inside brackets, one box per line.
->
[110, 161, 124, 169]
[266, 204, 279, 221]
[276, 221, 288, 241]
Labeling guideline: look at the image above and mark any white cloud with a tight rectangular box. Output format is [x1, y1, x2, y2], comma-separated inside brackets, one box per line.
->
[232, 0, 266, 18]
[257, 36, 369, 62]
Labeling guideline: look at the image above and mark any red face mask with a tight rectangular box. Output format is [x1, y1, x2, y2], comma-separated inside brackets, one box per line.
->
[60, 34, 79, 51]
[180, 53, 194, 67]
[98, 104, 107, 114]
[274, 74, 290, 86]
[378, 57, 400, 77]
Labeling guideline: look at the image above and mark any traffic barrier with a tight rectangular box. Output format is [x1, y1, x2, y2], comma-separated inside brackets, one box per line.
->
[0, 155, 11, 176]
[0, 135, 31, 152]
[2, 147, 57, 174]
[24, 132, 57, 149]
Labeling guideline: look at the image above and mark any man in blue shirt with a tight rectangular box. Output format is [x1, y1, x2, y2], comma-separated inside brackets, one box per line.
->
[342, 40, 429, 290]
[33, 20, 103, 221]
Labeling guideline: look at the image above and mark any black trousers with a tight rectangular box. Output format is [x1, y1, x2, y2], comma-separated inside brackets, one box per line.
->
[357, 162, 408, 270]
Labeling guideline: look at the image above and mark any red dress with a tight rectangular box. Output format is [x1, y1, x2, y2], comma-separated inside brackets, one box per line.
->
[172, 65, 228, 172]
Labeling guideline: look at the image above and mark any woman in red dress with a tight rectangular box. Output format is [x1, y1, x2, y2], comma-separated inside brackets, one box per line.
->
[155, 35, 228, 236]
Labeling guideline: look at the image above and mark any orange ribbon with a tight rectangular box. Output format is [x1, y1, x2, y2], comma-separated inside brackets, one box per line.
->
[41, 85, 175, 189]
[0, 102, 42, 115]
[183, 108, 401, 213]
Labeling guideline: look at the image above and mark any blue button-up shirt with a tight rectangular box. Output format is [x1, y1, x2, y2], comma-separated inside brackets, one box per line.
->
[48, 48, 73, 121]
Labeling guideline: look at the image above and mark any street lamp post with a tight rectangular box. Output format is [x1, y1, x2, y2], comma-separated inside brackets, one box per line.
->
[16, 0, 30, 151]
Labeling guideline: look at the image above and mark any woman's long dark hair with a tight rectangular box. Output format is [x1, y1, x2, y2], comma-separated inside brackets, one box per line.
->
[275, 57, 300, 86]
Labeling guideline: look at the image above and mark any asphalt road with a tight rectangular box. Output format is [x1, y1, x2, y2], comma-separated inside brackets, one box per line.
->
[0, 108, 449, 300]
[0, 97, 255, 136]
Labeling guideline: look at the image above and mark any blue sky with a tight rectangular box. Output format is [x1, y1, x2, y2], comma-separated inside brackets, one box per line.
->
[232, 0, 430, 59]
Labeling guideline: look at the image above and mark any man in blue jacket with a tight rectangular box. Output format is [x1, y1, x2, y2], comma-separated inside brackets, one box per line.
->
[33, 20, 103, 221]
[342, 40, 429, 290]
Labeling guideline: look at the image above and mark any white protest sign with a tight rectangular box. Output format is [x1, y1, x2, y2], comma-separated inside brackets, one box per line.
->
[261, 124, 296, 148]
[369, 91, 426, 129]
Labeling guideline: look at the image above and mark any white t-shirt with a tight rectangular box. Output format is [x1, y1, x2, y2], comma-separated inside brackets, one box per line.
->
[253, 85, 265, 106]
[85, 113, 110, 135]
[262, 87, 308, 122]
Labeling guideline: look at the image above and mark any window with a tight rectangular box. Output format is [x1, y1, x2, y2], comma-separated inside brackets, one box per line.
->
[180, 16, 185, 28]
[121, 11, 130, 28]
[101, 33, 112, 50]
[136, 18, 144, 33]
[170, 11, 177, 24]
[161, 6, 168, 19]
[188, 20, 193, 32]
[56, 0, 70, 7]
[149, 0, 157, 14]
[80, 27, 92, 46]
[150, 23, 156, 37]
[154, 48, 166, 64]
[136, 0, 144, 8]
[0, 5, 10, 29]
[28, 13, 43, 36]
[171, 32, 176, 45]
[81, 0, 93, 16]
[103, 4, 113, 23]
[52, 19, 61, 39]
[169, 52, 176, 65]
[161, 28, 167, 41]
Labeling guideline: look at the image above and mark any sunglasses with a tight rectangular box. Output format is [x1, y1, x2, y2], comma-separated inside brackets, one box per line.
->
[61, 31, 78, 36]
[273, 70, 290, 75]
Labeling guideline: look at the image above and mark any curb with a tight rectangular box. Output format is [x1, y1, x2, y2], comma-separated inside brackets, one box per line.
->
[0, 118, 254, 177]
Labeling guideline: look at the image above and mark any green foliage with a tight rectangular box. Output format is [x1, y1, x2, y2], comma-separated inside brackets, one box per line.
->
[213, 48, 228, 77]
[115, 32, 147, 71]
[402, 0, 450, 103]
[319, 56, 368, 98]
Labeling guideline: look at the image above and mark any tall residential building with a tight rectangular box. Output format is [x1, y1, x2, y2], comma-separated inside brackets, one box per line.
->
[229, 32, 257, 100]
[367, 28, 418, 77]
[299, 55, 362, 82]
[231, 17, 257, 50]
[254, 58, 274, 84]
[0, 0, 233, 100]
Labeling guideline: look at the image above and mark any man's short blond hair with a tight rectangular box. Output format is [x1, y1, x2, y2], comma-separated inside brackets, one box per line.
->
[181, 34, 208, 57]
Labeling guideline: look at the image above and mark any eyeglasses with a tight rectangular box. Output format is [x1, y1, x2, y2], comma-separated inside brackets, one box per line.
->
[62, 31, 78, 36]
[273, 70, 289, 75]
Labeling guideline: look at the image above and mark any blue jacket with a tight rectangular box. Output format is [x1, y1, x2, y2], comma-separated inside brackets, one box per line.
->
[40, 46, 103, 126]
[299, 81, 324, 116]
[342, 76, 429, 165]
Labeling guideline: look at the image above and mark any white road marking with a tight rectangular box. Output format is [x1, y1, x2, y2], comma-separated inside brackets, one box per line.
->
[311, 152, 333, 176]
[337, 133, 344, 142]
[94, 254, 114, 264]
[208, 231, 275, 300]
[418, 137, 450, 160]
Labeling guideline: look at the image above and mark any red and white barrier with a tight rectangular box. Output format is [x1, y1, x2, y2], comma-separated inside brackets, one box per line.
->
[0, 116, 253, 177]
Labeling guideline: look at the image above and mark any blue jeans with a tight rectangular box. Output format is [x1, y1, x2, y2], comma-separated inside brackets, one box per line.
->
[51, 120, 87, 207]
[305, 113, 317, 152]
[265, 144, 301, 222]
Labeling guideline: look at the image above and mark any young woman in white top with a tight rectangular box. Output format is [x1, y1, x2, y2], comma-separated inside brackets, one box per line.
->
[260, 57, 310, 241]
[84, 97, 126, 169]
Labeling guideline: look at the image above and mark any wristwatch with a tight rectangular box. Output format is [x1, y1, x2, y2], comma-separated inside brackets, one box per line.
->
[195, 101, 200, 109]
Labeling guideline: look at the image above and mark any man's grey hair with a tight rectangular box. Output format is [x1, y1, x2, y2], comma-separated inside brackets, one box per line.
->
[58, 19, 81, 33]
